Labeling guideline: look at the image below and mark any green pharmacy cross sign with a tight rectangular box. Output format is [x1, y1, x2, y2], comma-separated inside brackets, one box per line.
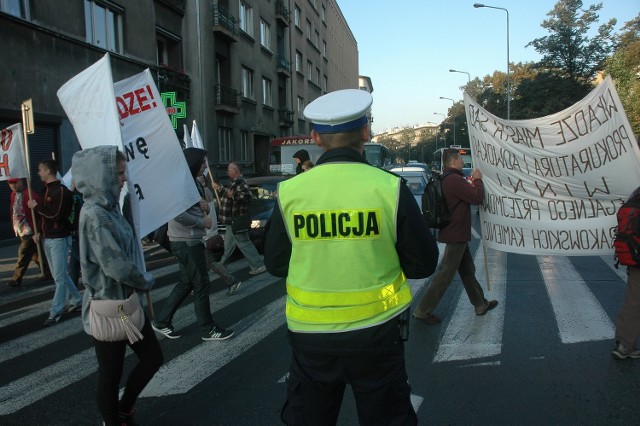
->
[161, 92, 186, 129]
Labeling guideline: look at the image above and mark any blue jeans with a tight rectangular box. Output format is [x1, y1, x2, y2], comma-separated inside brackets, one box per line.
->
[44, 236, 81, 316]
[155, 241, 214, 334]
[219, 230, 263, 270]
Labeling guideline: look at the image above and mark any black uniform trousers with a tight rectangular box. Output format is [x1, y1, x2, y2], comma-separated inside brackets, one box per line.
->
[282, 344, 417, 426]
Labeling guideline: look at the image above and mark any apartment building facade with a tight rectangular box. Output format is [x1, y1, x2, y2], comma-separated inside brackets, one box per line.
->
[0, 0, 358, 240]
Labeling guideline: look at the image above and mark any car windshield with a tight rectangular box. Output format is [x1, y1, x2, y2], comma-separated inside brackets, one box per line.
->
[402, 175, 426, 195]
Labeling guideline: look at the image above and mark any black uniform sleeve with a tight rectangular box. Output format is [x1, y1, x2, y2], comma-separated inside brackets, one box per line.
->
[396, 184, 439, 278]
[263, 202, 291, 277]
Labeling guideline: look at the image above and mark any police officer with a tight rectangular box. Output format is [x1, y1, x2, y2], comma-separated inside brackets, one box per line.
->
[264, 89, 439, 425]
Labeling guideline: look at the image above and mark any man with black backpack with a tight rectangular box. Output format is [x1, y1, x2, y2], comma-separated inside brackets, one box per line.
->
[612, 186, 640, 360]
[414, 148, 497, 324]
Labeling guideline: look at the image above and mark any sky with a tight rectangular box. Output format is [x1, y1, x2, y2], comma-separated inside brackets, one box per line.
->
[337, 0, 639, 134]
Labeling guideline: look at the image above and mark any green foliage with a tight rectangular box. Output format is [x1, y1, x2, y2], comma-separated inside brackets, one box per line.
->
[512, 72, 592, 119]
[526, 0, 616, 82]
[604, 14, 640, 136]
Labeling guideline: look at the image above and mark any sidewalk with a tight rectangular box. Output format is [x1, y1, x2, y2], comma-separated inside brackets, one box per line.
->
[0, 239, 175, 312]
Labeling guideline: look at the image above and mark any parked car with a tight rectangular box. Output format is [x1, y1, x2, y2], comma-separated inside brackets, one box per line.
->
[389, 166, 429, 211]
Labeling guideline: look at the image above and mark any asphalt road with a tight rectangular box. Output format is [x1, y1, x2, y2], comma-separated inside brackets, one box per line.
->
[1, 218, 639, 425]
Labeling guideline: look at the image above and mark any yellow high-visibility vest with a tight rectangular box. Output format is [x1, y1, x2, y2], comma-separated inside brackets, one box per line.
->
[277, 162, 412, 332]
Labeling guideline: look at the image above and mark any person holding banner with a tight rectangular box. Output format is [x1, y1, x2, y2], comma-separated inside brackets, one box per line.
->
[7, 178, 51, 287]
[28, 159, 83, 326]
[213, 162, 267, 275]
[152, 148, 234, 341]
[72, 145, 162, 426]
[413, 148, 497, 324]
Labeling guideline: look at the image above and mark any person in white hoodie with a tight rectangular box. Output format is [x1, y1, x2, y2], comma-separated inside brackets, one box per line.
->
[73, 145, 162, 426]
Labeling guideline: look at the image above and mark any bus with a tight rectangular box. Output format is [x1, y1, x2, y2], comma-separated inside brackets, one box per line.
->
[432, 145, 473, 174]
[363, 142, 392, 168]
[268, 136, 392, 174]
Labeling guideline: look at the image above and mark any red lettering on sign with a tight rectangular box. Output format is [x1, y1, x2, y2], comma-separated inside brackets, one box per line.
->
[0, 153, 9, 177]
[116, 85, 158, 120]
[166, 107, 177, 114]
[1, 128, 13, 151]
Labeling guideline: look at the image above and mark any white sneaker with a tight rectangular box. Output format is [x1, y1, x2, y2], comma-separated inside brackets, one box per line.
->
[249, 265, 267, 275]
[227, 281, 242, 295]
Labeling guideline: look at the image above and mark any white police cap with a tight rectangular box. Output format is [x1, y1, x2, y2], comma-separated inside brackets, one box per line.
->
[303, 89, 373, 134]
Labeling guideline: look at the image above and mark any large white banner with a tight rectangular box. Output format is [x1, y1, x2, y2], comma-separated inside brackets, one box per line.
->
[57, 54, 122, 150]
[57, 56, 199, 238]
[465, 76, 640, 256]
[0, 123, 29, 181]
[114, 70, 200, 237]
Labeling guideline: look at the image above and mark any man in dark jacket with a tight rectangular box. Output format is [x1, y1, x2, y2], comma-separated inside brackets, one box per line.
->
[413, 148, 498, 324]
[28, 159, 82, 325]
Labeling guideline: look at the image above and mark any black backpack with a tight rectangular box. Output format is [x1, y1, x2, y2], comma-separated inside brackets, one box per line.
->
[421, 172, 455, 229]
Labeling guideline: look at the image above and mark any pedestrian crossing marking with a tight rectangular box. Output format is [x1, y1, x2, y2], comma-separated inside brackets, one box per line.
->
[538, 256, 615, 343]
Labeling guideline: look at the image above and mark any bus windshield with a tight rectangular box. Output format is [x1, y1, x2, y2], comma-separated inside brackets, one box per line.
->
[364, 143, 392, 168]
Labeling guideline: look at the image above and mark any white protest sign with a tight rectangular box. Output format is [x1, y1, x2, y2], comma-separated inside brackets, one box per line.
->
[0, 123, 29, 180]
[114, 70, 200, 237]
[465, 75, 640, 256]
[56, 54, 121, 150]
[191, 121, 205, 150]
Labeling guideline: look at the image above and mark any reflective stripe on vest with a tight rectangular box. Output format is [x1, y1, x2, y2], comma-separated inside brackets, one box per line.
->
[286, 282, 412, 324]
[286, 271, 406, 307]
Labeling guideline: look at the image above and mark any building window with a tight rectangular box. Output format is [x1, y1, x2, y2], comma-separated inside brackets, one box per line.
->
[323, 40, 327, 57]
[315, 67, 320, 85]
[323, 75, 328, 91]
[1, 0, 29, 19]
[294, 5, 301, 28]
[305, 19, 311, 39]
[314, 30, 319, 47]
[295, 51, 303, 73]
[239, 1, 254, 36]
[241, 66, 254, 99]
[262, 77, 273, 107]
[240, 131, 251, 162]
[260, 19, 271, 50]
[84, 0, 122, 53]
[306, 60, 312, 80]
[297, 96, 304, 114]
[156, 28, 181, 69]
[218, 127, 232, 162]
[321, 4, 326, 22]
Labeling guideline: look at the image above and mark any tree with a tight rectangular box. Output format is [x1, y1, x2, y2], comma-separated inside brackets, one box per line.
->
[604, 14, 640, 136]
[526, 0, 616, 82]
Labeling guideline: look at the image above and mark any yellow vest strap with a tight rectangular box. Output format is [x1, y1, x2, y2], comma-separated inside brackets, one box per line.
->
[286, 284, 412, 324]
[286, 272, 406, 307]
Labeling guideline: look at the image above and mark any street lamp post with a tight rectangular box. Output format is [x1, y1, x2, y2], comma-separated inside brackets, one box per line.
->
[474, 3, 510, 119]
[433, 112, 445, 151]
[449, 69, 471, 84]
[439, 97, 456, 146]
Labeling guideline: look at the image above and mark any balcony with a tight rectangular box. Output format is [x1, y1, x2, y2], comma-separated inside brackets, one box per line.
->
[156, 67, 191, 93]
[278, 108, 294, 128]
[212, 3, 238, 42]
[215, 84, 241, 113]
[277, 55, 291, 77]
[276, 0, 290, 27]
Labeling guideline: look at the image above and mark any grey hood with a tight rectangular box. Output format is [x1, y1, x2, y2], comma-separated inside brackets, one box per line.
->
[72, 145, 121, 211]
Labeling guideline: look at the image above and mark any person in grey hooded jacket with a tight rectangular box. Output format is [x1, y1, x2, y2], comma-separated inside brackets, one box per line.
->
[73, 145, 162, 426]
